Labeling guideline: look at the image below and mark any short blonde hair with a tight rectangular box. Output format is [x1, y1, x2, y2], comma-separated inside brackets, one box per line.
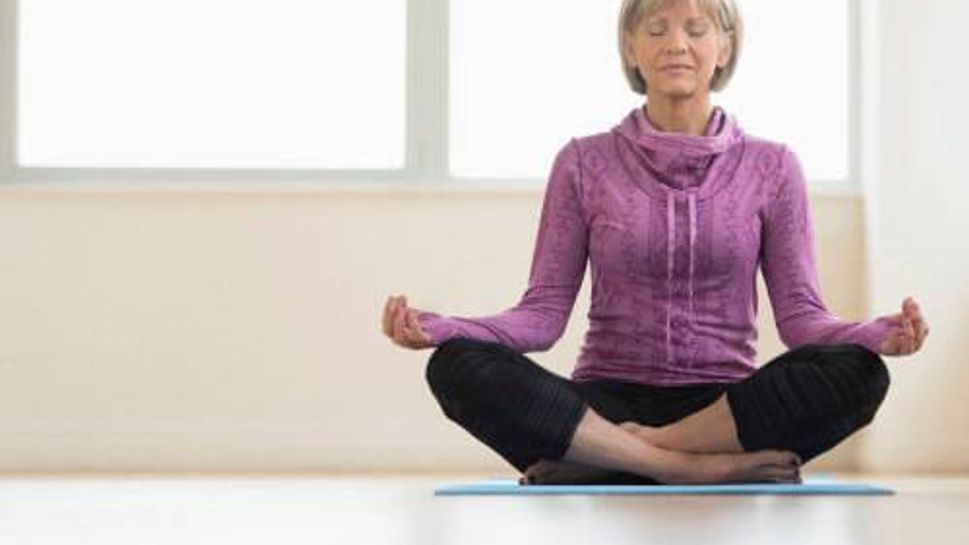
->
[618, 0, 743, 95]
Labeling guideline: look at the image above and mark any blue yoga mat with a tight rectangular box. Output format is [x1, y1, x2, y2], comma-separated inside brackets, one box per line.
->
[434, 473, 894, 496]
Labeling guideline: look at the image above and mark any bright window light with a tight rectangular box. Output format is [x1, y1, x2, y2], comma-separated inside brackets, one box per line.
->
[450, 0, 849, 181]
[18, 0, 406, 169]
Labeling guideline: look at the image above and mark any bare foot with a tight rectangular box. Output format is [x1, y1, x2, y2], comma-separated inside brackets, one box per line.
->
[519, 458, 618, 485]
[618, 421, 803, 484]
[521, 449, 801, 486]
[657, 448, 802, 485]
[519, 422, 802, 486]
[726, 449, 803, 484]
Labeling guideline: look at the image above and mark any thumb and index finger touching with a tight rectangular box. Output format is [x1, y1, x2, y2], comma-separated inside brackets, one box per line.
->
[383, 294, 432, 347]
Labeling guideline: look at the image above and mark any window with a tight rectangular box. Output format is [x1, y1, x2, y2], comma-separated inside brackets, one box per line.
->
[17, 0, 405, 169]
[1, 0, 857, 184]
[449, 0, 632, 179]
[717, 0, 850, 182]
[451, 0, 853, 182]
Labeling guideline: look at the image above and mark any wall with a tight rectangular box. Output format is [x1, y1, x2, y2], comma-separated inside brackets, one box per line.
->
[0, 184, 874, 473]
[858, 0, 969, 472]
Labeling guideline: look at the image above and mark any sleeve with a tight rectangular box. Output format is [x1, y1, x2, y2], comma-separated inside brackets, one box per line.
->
[415, 138, 589, 352]
[760, 146, 900, 354]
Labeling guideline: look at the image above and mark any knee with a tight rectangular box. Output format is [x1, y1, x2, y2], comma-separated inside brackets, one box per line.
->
[424, 337, 486, 396]
[841, 344, 891, 424]
[854, 344, 890, 401]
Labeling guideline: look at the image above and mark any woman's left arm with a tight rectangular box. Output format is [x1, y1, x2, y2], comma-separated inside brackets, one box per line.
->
[760, 146, 901, 354]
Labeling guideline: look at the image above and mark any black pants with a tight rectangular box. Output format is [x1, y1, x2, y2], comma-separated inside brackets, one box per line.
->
[425, 337, 890, 484]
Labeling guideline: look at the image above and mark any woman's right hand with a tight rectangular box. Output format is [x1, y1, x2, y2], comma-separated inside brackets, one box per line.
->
[876, 296, 929, 357]
[382, 294, 435, 350]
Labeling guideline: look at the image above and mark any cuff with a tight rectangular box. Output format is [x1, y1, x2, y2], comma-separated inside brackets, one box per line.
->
[416, 310, 457, 346]
[856, 315, 901, 355]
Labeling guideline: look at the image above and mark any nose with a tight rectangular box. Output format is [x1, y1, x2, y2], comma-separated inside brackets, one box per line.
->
[664, 28, 689, 54]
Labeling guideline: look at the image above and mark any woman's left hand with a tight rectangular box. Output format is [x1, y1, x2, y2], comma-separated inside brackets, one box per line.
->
[877, 296, 929, 356]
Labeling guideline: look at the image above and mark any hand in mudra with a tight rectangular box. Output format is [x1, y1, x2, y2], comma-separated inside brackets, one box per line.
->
[877, 296, 929, 356]
[382, 294, 434, 350]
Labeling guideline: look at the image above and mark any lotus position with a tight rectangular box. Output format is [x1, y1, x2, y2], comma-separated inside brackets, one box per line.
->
[381, 0, 929, 485]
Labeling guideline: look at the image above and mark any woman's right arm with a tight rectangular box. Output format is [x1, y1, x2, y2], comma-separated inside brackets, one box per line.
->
[417, 138, 589, 353]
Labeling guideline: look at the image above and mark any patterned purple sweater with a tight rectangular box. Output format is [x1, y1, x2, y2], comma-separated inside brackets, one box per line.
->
[417, 105, 900, 386]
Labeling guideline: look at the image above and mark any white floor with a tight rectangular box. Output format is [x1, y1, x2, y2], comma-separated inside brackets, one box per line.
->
[1, 472, 967, 545]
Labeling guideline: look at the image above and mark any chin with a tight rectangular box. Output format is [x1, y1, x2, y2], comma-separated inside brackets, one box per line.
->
[656, 86, 699, 100]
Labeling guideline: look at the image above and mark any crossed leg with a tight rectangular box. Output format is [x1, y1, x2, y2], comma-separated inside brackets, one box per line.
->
[525, 343, 892, 484]
[522, 393, 753, 484]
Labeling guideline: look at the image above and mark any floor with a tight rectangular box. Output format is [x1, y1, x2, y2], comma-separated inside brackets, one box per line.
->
[0, 472, 967, 545]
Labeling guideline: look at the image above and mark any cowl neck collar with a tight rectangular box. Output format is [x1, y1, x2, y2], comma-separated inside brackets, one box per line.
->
[612, 104, 744, 200]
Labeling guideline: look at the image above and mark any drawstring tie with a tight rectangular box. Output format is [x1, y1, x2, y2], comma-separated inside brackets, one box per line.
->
[666, 191, 697, 367]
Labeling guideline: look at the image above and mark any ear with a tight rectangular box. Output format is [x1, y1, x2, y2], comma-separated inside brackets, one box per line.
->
[717, 31, 733, 68]
[623, 33, 637, 66]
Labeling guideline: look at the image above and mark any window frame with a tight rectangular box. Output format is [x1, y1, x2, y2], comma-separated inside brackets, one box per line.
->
[0, 0, 864, 191]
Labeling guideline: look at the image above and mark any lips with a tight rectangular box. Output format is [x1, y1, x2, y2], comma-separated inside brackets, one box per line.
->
[662, 64, 694, 71]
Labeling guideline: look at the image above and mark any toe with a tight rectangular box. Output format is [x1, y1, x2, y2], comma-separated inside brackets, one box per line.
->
[758, 449, 801, 467]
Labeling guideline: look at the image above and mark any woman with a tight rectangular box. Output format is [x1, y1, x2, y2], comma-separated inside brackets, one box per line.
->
[381, 0, 929, 485]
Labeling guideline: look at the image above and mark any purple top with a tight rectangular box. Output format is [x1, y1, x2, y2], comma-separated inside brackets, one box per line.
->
[417, 105, 900, 386]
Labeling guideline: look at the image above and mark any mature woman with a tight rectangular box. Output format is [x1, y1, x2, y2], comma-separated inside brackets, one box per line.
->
[381, 0, 929, 485]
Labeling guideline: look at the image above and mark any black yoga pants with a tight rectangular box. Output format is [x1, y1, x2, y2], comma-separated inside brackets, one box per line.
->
[424, 337, 890, 484]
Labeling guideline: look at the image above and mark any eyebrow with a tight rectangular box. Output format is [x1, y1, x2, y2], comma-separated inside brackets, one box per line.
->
[647, 16, 710, 24]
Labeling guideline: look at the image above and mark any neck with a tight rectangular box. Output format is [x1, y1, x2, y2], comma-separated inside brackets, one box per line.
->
[643, 95, 714, 136]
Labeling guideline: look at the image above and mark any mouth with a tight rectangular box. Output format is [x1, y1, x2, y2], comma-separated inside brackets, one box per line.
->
[661, 64, 694, 71]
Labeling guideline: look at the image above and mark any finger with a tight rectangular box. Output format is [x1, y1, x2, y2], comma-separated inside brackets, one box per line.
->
[905, 316, 915, 337]
[397, 297, 415, 342]
[895, 330, 909, 355]
[907, 302, 927, 344]
[905, 298, 920, 319]
[402, 309, 420, 344]
[904, 327, 915, 354]
[382, 295, 394, 335]
[406, 310, 427, 343]
[885, 312, 906, 326]
[393, 302, 407, 344]
[914, 320, 928, 350]
[906, 313, 919, 352]
[908, 315, 924, 341]
[388, 296, 402, 337]
[885, 330, 904, 356]
[904, 298, 922, 331]
[901, 303, 915, 335]
[385, 296, 400, 338]
[414, 310, 430, 340]
[895, 326, 909, 355]
[901, 314, 915, 352]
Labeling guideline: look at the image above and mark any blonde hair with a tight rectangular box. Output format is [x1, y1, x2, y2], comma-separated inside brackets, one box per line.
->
[618, 0, 743, 95]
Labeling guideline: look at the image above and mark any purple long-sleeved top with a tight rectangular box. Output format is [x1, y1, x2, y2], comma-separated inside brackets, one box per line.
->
[417, 105, 900, 386]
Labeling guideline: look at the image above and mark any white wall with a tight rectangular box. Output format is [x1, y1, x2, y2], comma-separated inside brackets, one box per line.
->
[859, 0, 969, 472]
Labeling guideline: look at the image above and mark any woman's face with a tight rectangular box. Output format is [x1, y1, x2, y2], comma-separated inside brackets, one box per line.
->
[624, 0, 731, 99]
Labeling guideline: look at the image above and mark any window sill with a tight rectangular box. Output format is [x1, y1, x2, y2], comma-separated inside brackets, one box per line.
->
[0, 178, 863, 197]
